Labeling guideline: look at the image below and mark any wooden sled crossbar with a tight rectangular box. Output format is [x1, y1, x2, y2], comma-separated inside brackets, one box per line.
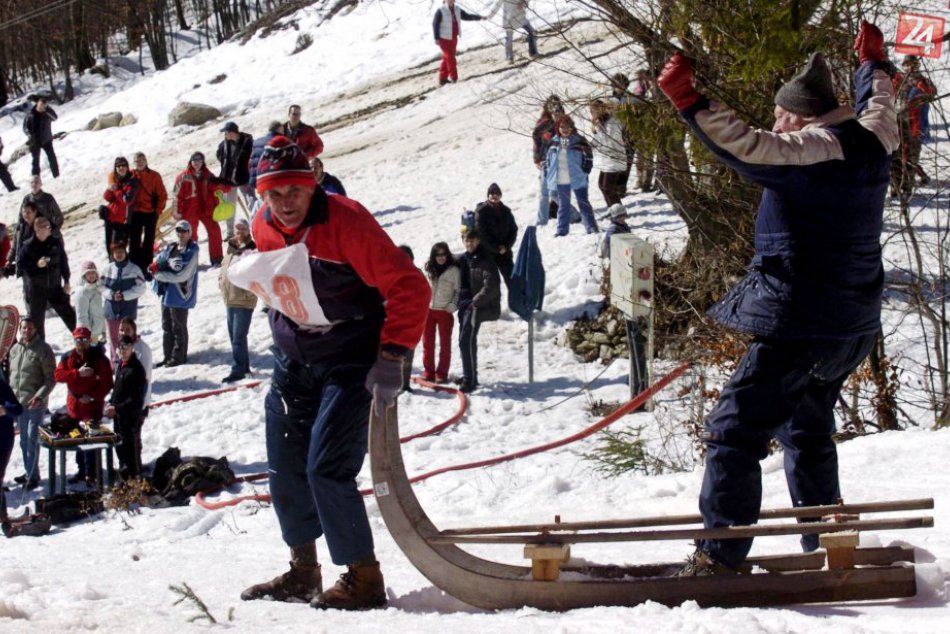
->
[431, 516, 933, 545]
[439, 498, 934, 536]
[369, 406, 933, 611]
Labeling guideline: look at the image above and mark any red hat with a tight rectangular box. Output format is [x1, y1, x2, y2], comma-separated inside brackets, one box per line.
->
[255, 135, 316, 195]
[73, 326, 92, 339]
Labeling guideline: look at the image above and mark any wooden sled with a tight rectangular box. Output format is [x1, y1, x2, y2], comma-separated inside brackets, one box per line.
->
[369, 406, 934, 610]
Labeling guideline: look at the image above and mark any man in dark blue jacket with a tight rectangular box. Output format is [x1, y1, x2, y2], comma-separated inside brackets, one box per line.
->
[658, 21, 898, 575]
[23, 97, 59, 178]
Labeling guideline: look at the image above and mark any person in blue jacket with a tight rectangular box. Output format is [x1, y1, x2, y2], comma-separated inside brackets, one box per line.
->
[657, 21, 898, 575]
[544, 115, 598, 236]
[149, 220, 200, 367]
[0, 377, 24, 520]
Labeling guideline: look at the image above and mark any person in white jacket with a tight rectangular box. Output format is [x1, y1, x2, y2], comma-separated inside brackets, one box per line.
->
[590, 99, 629, 207]
[74, 260, 107, 346]
[487, 0, 537, 62]
[421, 241, 461, 383]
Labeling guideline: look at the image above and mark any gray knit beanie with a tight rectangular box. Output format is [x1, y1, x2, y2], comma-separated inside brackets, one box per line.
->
[774, 53, 838, 118]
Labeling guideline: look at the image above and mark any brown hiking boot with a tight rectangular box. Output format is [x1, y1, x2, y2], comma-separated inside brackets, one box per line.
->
[311, 562, 386, 610]
[676, 548, 750, 577]
[241, 544, 322, 602]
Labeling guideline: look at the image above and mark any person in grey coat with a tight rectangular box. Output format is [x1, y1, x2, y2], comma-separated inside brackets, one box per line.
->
[7, 317, 55, 489]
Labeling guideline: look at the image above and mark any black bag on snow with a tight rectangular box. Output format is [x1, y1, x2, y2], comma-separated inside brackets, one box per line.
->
[2, 513, 52, 537]
[149, 447, 235, 506]
[35, 492, 104, 525]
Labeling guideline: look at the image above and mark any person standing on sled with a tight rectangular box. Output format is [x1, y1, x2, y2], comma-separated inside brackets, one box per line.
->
[238, 136, 430, 610]
[656, 22, 898, 575]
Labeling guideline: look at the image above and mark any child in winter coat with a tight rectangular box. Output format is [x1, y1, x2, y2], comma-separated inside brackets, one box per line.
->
[74, 260, 107, 346]
[422, 241, 461, 383]
[545, 115, 598, 236]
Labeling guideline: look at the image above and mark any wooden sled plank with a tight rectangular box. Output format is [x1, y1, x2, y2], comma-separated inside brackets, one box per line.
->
[430, 517, 933, 545]
[369, 406, 923, 611]
[440, 498, 935, 536]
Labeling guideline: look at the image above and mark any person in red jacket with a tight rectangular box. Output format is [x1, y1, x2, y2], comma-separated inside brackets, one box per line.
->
[891, 54, 936, 199]
[283, 105, 324, 158]
[172, 152, 225, 266]
[101, 157, 140, 259]
[239, 136, 430, 611]
[53, 326, 113, 483]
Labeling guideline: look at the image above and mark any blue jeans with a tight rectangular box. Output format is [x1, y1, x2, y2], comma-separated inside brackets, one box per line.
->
[555, 184, 597, 235]
[18, 408, 45, 483]
[226, 306, 254, 377]
[265, 348, 374, 565]
[504, 22, 538, 61]
[699, 334, 876, 568]
[536, 167, 550, 226]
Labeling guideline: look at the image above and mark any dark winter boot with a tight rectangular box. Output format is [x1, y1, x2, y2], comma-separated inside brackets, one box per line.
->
[311, 561, 386, 610]
[676, 548, 751, 577]
[240, 542, 322, 602]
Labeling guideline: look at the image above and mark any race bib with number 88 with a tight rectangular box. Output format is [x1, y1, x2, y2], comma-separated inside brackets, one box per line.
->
[227, 243, 331, 327]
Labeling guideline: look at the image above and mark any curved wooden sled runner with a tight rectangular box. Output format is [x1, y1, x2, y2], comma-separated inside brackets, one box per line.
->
[369, 406, 934, 610]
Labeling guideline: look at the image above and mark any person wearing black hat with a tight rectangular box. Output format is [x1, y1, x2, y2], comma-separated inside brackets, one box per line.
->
[216, 121, 254, 239]
[455, 229, 501, 393]
[657, 22, 898, 575]
[473, 182, 518, 287]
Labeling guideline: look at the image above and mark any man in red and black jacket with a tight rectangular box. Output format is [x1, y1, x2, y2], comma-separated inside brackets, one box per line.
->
[239, 136, 429, 611]
[53, 326, 113, 482]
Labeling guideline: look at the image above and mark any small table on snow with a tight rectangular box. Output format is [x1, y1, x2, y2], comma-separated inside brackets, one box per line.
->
[39, 426, 119, 496]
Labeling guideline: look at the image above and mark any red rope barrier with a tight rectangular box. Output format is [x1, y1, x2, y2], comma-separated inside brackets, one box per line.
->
[195, 379, 470, 509]
[149, 380, 266, 410]
[196, 364, 690, 509]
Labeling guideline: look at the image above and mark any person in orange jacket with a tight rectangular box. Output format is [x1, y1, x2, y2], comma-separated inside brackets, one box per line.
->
[172, 152, 227, 266]
[129, 152, 168, 274]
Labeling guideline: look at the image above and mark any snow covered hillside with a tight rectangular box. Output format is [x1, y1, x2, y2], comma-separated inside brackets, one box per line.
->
[1, 2, 949, 632]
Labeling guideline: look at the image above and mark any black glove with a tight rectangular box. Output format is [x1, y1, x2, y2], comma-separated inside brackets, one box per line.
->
[365, 356, 404, 417]
[2, 263, 14, 277]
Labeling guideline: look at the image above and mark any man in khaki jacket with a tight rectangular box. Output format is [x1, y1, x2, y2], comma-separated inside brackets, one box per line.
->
[8, 317, 56, 488]
[218, 217, 258, 383]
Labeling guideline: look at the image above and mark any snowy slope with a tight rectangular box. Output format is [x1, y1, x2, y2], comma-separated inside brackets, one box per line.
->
[1, 2, 949, 632]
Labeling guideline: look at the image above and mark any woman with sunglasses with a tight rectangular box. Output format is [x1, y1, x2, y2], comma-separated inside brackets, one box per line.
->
[421, 241, 460, 383]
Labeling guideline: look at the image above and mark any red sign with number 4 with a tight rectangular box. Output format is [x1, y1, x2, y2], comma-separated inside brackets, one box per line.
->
[895, 12, 944, 59]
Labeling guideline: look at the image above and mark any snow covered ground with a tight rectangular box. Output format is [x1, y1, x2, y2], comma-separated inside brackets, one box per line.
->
[1, 2, 949, 632]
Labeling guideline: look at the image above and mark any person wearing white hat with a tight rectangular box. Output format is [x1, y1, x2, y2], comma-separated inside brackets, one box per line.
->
[599, 203, 630, 260]
[74, 259, 107, 347]
[149, 219, 199, 367]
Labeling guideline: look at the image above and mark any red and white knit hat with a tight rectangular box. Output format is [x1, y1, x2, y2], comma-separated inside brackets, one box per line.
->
[255, 135, 316, 194]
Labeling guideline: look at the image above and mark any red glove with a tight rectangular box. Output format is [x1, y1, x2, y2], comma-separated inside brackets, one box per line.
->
[657, 52, 701, 111]
[854, 20, 884, 64]
[148, 261, 158, 274]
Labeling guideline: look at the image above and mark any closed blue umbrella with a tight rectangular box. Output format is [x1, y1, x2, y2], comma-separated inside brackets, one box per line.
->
[508, 226, 544, 381]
